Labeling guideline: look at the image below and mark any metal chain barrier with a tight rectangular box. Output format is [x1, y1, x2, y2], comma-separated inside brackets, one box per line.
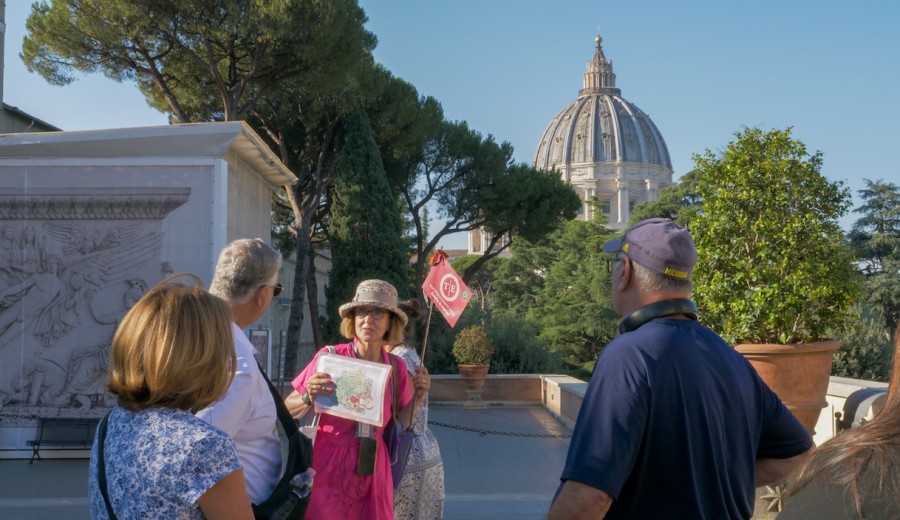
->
[428, 420, 571, 439]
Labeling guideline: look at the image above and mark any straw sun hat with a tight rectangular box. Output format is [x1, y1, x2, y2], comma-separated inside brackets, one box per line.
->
[338, 279, 408, 326]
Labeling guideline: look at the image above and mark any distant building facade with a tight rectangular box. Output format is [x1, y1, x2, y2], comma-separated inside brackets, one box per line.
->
[468, 35, 673, 253]
[0, 103, 60, 133]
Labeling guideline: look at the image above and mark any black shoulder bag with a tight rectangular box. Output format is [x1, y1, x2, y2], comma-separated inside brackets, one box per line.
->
[252, 366, 314, 520]
[97, 412, 119, 520]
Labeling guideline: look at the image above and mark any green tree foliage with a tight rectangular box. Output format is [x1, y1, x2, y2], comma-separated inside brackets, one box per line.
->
[385, 119, 581, 294]
[450, 255, 507, 309]
[628, 169, 700, 227]
[256, 63, 380, 362]
[690, 127, 860, 344]
[465, 164, 582, 278]
[492, 218, 619, 365]
[530, 220, 618, 363]
[363, 68, 444, 279]
[848, 179, 900, 339]
[486, 314, 564, 375]
[22, 0, 373, 123]
[425, 307, 563, 375]
[323, 109, 409, 341]
[490, 229, 561, 318]
[364, 72, 444, 194]
[830, 305, 892, 382]
[451, 325, 494, 365]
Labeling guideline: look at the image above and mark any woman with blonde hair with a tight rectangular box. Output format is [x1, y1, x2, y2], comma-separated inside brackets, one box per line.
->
[88, 274, 253, 519]
[780, 325, 900, 519]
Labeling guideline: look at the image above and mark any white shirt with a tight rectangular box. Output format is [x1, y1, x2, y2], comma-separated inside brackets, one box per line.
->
[196, 322, 282, 504]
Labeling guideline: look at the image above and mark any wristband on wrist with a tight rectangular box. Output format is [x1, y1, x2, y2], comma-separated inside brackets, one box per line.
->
[301, 391, 312, 406]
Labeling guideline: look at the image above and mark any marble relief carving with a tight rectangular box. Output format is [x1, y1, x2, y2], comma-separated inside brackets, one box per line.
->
[0, 188, 188, 426]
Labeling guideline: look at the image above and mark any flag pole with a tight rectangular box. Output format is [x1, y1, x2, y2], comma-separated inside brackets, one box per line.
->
[420, 295, 435, 366]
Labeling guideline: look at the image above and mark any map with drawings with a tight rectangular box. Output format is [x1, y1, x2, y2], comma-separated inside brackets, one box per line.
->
[314, 352, 391, 426]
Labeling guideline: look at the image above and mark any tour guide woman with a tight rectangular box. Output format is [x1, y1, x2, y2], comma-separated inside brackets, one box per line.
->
[286, 279, 431, 519]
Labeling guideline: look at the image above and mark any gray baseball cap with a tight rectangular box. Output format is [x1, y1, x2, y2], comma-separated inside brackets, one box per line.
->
[602, 218, 697, 281]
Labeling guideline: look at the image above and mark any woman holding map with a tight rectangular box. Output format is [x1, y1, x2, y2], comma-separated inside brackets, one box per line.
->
[286, 279, 431, 519]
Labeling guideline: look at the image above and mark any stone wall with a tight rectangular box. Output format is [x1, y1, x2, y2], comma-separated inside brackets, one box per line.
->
[0, 188, 188, 426]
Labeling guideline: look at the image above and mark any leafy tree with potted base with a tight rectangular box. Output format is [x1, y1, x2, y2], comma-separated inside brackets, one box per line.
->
[690, 127, 860, 433]
[452, 325, 495, 391]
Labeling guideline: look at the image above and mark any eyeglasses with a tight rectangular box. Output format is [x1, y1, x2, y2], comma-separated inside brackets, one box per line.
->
[606, 254, 627, 274]
[264, 283, 284, 297]
[355, 307, 385, 320]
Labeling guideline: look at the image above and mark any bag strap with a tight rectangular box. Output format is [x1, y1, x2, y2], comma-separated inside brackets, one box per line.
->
[256, 344, 337, 434]
[389, 353, 399, 423]
[387, 353, 416, 431]
[97, 412, 118, 520]
[256, 362, 299, 437]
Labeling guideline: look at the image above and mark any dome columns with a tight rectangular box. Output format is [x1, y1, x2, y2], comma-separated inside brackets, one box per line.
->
[584, 187, 596, 221]
[616, 180, 630, 225]
[645, 179, 659, 201]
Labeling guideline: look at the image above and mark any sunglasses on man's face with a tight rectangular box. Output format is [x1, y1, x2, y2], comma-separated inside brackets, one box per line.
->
[264, 283, 284, 297]
[606, 254, 628, 274]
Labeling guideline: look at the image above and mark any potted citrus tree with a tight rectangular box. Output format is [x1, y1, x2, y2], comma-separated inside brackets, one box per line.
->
[690, 127, 860, 434]
[452, 325, 495, 391]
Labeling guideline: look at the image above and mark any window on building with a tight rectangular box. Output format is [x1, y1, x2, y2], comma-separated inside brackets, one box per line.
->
[599, 199, 611, 215]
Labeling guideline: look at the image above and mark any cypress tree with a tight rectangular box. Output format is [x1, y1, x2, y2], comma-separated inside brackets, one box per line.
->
[324, 109, 409, 341]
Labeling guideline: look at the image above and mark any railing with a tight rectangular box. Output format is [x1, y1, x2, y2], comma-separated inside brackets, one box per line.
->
[430, 374, 586, 427]
[431, 374, 889, 446]
[812, 376, 888, 445]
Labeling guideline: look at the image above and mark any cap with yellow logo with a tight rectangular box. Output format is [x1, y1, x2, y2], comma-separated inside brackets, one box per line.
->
[602, 218, 697, 281]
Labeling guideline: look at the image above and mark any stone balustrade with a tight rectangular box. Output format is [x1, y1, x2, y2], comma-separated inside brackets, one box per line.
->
[432, 373, 889, 446]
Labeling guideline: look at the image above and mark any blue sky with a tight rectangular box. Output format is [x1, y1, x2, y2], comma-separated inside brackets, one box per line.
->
[5, 1, 899, 249]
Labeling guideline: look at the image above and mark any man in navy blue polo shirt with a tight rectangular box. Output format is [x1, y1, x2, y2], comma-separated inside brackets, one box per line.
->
[547, 218, 813, 520]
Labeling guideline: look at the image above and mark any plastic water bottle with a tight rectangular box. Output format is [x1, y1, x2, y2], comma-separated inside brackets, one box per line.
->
[290, 467, 316, 499]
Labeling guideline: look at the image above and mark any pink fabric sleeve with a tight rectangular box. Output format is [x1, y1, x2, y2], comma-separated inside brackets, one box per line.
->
[291, 344, 352, 393]
[290, 358, 316, 394]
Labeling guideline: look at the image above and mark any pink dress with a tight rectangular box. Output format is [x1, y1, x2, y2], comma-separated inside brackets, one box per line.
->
[292, 342, 412, 520]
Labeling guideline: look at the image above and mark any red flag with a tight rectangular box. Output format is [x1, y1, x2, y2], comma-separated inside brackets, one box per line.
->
[422, 255, 471, 328]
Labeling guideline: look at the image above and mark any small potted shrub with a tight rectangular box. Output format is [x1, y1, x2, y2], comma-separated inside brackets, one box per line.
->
[452, 325, 495, 390]
[690, 127, 860, 433]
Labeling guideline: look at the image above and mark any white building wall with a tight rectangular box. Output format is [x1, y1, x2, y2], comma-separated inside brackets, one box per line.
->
[0, 123, 301, 457]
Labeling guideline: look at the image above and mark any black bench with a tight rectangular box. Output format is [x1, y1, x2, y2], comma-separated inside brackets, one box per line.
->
[835, 387, 888, 434]
[27, 417, 100, 464]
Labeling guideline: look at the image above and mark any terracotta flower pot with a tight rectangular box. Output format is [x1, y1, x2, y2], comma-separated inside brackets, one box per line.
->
[457, 363, 490, 391]
[735, 340, 840, 435]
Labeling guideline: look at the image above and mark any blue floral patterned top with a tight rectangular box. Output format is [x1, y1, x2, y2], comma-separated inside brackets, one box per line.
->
[88, 406, 242, 519]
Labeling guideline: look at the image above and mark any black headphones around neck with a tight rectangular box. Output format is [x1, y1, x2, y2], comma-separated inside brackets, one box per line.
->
[617, 298, 699, 334]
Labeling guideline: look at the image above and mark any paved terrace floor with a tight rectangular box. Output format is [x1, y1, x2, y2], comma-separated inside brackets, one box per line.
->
[0, 405, 572, 520]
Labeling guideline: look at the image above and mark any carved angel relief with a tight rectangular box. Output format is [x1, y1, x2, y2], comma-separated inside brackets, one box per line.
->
[0, 222, 160, 414]
[0, 222, 160, 347]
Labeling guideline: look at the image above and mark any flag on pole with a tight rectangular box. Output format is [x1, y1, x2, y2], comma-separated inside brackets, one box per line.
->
[422, 248, 471, 328]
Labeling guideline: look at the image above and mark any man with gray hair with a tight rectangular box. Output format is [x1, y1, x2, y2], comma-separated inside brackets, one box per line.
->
[197, 238, 284, 505]
[548, 218, 813, 520]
